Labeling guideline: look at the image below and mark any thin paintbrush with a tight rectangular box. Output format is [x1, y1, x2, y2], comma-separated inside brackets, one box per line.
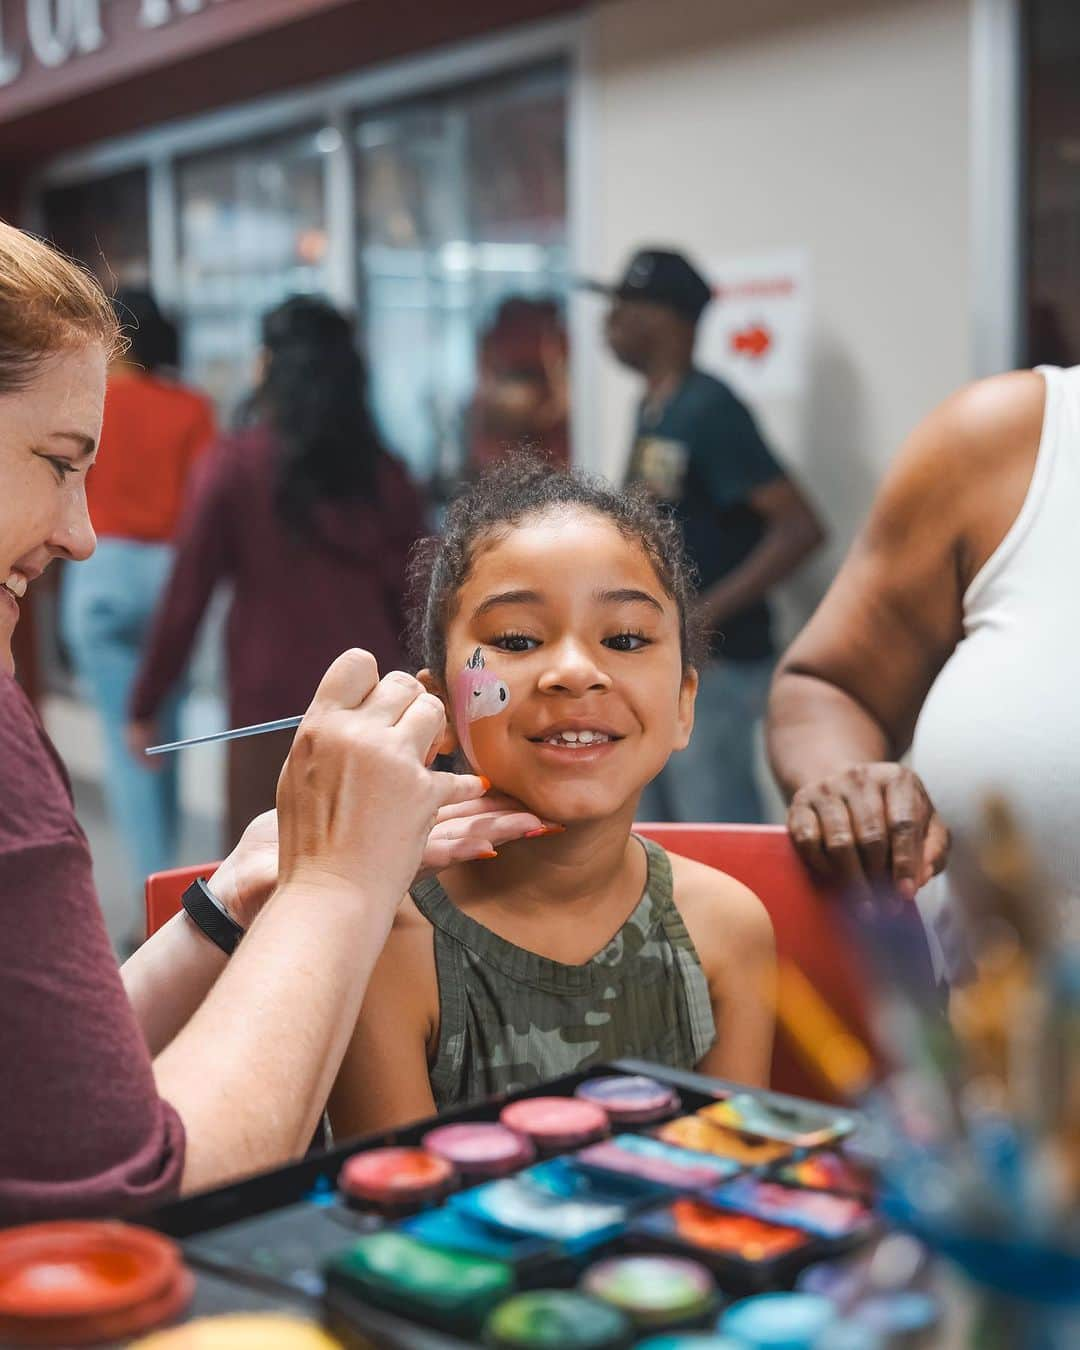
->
[145, 715, 303, 756]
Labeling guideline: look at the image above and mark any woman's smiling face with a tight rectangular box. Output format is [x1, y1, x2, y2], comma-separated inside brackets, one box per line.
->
[0, 344, 104, 673]
[432, 507, 697, 823]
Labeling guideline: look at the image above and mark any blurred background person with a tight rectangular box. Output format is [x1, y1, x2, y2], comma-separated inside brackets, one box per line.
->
[466, 296, 570, 474]
[585, 247, 824, 823]
[60, 288, 214, 939]
[129, 295, 427, 850]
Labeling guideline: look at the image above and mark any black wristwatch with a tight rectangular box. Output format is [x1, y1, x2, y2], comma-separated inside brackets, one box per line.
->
[182, 876, 245, 956]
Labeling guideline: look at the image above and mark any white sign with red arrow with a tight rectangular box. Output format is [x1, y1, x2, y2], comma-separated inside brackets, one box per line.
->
[697, 247, 810, 401]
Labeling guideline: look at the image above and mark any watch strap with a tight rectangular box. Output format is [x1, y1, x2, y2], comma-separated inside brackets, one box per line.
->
[181, 876, 244, 955]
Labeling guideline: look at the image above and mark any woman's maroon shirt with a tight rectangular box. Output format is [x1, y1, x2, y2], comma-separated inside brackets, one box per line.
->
[0, 675, 185, 1223]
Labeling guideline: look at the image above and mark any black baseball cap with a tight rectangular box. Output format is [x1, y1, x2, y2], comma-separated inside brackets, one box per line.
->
[578, 248, 713, 322]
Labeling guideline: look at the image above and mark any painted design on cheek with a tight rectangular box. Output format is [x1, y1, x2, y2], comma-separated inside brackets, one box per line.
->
[454, 648, 510, 768]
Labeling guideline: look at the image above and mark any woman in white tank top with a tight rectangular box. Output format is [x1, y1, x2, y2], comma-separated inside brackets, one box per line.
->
[766, 366, 1076, 976]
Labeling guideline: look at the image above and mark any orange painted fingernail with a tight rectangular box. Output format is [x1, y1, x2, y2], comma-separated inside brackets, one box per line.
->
[479, 849, 499, 859]
[524, 825, 566, 838]
[478, 776, 491, 792]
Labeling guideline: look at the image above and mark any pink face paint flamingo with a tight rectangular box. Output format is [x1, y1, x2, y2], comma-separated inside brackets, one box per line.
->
[454, 647, 510, 768]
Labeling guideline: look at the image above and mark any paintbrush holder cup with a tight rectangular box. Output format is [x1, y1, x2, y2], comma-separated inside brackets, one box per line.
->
[881, 1186, 1080, 1348]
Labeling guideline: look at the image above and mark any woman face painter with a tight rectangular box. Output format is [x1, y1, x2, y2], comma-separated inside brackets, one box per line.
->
[0, 219, 490, 1223]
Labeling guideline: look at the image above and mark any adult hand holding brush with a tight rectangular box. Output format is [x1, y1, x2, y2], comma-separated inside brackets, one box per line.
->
[125, 650, 495, 1195]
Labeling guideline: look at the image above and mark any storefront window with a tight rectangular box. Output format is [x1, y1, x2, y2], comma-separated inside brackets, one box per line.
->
[354, 62, 568, 494]
[34, 59, 570, 494]
[176, 128, 331, 422]
[41, 168, 150, 291]
[1026, 1, 1080, 366]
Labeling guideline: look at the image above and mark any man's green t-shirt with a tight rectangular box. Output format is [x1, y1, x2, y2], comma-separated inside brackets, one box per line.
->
[625, 368, 785, 661]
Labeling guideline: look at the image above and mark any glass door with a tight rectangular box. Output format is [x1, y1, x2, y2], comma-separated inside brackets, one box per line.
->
[354, 62, 569, 498]
[176, 127, 332, 424]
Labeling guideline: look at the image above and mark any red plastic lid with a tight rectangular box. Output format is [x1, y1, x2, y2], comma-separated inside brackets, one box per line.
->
[0, 1223, 180, 1320]
[500, 1096, 609, 1147]
[0, 1223, 192, 1347]
[0, 1267, 197, 1348]
[338, 1146, 456, 1206]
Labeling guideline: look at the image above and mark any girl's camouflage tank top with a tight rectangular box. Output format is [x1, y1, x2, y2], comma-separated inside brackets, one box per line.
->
[409, 836, 716, 1111]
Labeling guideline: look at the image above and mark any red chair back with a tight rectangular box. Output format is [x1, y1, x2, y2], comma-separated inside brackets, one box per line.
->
[635, 823, 880, 1101]
[145, 824, 880, 1101]
[145, 863, 218, 940]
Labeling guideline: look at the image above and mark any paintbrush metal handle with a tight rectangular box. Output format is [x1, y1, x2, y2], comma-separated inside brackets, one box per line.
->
[145, 715, 304, 756]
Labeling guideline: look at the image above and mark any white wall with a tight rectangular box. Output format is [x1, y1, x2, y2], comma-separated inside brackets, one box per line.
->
[573, 0, 973, 637]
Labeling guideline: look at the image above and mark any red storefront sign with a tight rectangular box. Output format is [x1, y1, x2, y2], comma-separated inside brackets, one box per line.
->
[0, 0, 581, 162]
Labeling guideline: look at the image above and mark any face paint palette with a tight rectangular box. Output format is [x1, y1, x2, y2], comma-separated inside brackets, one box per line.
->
[338, 1146, 456, 1210]
[423, 1121, 537, 1178]
[449, 1158, 655, 1251]
[501, 1096, 611, 1150]
[720, 1291, 839, 1347]
[655, 1114, 796, 1168]
[703, 1178, 876, 1243]
[699, 1095, 856, 1149]
[627, 1198, 818, 1291]
[773, 1151, 876, 1202]
[575, 1075, 682, 1125]
[326, 1229, 514, 1335]
[485, 1289, 634, 1349]
[581, 1255, 718, 1331]
[131, 1063, 882, 1349]
[574, 1134, 743, 1193]
[399, 1207, 571, 1283]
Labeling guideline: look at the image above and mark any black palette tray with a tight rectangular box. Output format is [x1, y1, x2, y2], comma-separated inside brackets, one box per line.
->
[143, 1060, 871, 1348]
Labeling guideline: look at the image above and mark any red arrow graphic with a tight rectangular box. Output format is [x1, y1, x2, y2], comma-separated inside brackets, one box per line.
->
[730, 324, 772, 359]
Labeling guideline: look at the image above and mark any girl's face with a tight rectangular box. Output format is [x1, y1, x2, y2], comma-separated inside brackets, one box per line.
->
[428, 508, 697, 824]
[0, 344, 104, 673]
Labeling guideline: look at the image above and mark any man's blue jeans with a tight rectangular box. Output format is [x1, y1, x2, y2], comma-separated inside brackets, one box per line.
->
[637, 656, 775, 824]
[61, 539, 185, 893]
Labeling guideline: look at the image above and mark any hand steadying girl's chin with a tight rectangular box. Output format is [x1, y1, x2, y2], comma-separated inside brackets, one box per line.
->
[208, 792, 559, 929]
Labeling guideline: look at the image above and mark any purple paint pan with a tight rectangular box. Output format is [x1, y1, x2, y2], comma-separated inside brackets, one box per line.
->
[575, 1075, 680, 1125]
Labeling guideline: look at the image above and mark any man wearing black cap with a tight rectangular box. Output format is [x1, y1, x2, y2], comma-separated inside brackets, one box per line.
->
[585, 247, 824, 823]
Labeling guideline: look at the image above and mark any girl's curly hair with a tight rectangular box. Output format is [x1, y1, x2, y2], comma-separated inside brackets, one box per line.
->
[407, 452, 704, 676]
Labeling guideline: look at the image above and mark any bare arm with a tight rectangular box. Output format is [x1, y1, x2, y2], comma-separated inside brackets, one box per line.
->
[121, 811, 276, 1056]
[767, 371, 1045, 893]
[699, 477, 825, 629]
[327, 903, 439, 1138]
[674, 856, 776, 1089]
[158, 878, 399, 1188]
[140, 652, 487, 1196]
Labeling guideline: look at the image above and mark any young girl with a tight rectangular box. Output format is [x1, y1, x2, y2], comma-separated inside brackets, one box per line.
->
[329, 461, 776, 1136]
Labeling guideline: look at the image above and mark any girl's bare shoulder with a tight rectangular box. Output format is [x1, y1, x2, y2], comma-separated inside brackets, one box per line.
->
[667, 851, 775, 976]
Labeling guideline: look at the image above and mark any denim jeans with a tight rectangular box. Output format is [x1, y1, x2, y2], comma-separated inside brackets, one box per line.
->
[61, 539, 185, 893]
[637, 656, 775, 824]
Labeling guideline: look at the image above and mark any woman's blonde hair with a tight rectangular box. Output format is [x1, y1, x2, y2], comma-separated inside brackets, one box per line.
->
[0, 218, 122, 394]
